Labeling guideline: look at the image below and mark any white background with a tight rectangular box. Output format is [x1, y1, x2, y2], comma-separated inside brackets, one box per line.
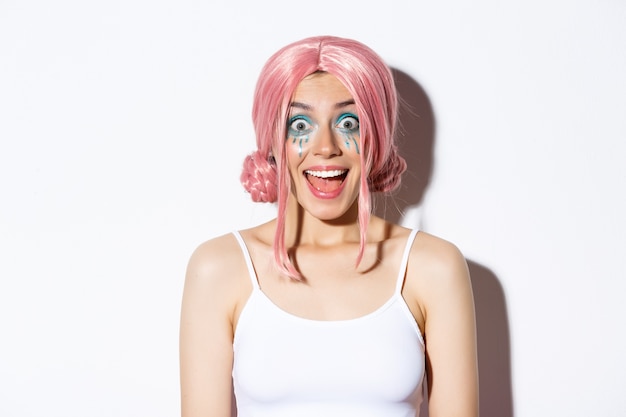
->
[1, 1, 625, 416]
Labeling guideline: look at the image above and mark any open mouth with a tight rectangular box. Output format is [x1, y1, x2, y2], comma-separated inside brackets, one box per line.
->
[304, 169, 348, 193]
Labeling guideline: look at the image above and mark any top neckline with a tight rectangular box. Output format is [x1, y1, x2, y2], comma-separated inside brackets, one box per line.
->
[252, 284, 403, 325]
[231, 229, 421, 326]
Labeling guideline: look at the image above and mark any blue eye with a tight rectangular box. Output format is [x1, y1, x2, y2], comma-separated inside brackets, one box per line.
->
[336, 114, 359, 131]
[288, 117, 313, 134]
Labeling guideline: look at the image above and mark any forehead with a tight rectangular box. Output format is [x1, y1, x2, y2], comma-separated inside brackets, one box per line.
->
[291, 72, 354, 104]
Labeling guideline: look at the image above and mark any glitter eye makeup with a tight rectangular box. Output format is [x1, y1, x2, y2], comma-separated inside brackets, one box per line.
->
[336, 113, 360, 154]
[335, 113, 360, 132]
[287, 115, 314, 157]
[288, 115, 314, 136]
[286, 112, 360, 157]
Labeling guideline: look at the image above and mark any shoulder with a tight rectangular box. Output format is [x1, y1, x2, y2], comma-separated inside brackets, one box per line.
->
[182, 232, 252, 318]
[405, 231, 472, 315]
[186, 233, 246, 283]
[410, 232, 469, 280]
[183, 222, 276, 296]
[366, 219, 469, 288]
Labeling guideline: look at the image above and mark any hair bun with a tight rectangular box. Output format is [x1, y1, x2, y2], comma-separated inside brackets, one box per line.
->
[240, 151, 278, 203]
[368, 150, 407, 193]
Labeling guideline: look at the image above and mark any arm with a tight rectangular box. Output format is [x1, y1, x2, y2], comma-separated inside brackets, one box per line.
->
[411, 236, 479, 417]
[179, 238, 239, 417]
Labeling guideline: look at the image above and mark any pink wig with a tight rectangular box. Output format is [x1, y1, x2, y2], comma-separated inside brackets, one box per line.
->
[240, 36, 406, 279]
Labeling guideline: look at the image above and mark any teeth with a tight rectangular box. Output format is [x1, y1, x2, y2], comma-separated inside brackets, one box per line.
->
[305, 169, 347, 178]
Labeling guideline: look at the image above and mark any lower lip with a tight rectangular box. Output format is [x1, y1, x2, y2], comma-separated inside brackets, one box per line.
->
[304, 174, 347, 200]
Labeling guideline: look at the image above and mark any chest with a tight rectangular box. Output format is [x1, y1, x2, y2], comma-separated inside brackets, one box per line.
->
[252, 244, 404, 321]
[233, 292, 425, 407]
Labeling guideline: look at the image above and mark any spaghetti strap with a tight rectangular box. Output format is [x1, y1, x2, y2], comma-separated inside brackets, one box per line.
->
[232, 231, 260, 290]
[394, 229, 420, 294]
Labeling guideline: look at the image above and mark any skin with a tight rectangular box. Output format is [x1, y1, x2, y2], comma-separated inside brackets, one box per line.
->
[284, 73, 362, 223]
[179, 73, 479, 417]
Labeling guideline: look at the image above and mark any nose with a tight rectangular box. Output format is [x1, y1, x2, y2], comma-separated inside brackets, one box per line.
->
[312, 124, 341, 158]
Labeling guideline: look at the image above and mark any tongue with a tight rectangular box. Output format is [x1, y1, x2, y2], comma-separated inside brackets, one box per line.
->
[307, 174, 343, 193]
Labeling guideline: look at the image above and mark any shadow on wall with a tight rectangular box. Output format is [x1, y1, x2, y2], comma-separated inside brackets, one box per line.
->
[380, 69, 515, 417]
[373, 69, 434, 222]
[468, 261, 514, 417]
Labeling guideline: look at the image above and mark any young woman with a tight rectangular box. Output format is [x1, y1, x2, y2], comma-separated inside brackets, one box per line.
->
[179, 36, 478, 417]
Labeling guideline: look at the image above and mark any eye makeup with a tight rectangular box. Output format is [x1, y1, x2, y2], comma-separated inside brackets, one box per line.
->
[340, 131, 360, 154]
[335, 113, 360, 154]
[285, 113, 360, 157]
[335, 113, 359, 131]
[288, 115, 314, 136]
[288, 115, 314, 157]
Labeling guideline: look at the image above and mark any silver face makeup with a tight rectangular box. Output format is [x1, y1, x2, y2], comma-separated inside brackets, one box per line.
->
[335, 113, 360, 154]
[287, 115, 314, 157]
[286, 113, 360, 157]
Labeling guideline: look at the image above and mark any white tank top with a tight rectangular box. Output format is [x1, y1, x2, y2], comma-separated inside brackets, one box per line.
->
[231, 229, 425, 417]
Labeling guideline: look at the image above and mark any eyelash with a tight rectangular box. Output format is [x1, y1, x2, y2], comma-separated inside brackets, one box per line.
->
[288, 116, 313, 135]
[336, 114, 359, 131]
[287, 113, 360, 136]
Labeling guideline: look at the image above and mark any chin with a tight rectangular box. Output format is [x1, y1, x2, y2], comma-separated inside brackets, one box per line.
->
[303, 197, 359, 222]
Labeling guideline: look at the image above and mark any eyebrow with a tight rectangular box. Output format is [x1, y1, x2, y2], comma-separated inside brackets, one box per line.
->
[289, 99, 356, 111]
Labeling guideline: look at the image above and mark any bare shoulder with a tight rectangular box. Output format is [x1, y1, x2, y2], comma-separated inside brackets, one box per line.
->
[405, 232, 472, 314]
[182, 232, 251, 316]
[186, 233, 245, 281]
[410, 232, 469, 280]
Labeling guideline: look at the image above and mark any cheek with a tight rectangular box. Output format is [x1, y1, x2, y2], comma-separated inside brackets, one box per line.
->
[286, 134, 310, 158]
[284, 131, 361, 158]
[339, 131, 360, 155]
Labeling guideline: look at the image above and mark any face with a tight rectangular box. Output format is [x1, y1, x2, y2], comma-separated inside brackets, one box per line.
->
[284, 72, 361, 221]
